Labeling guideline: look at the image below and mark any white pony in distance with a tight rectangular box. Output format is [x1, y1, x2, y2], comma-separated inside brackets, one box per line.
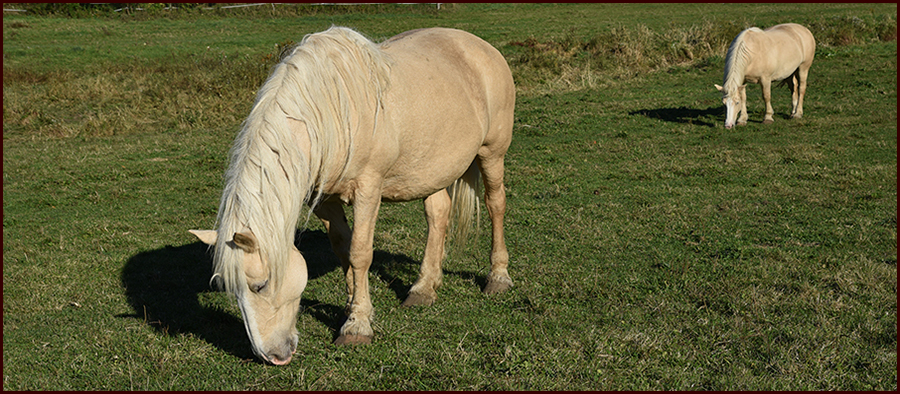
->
[715, 23, 815, 128]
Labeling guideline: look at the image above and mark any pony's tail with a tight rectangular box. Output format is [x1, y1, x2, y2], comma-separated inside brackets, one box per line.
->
[447, 162, 482, 258]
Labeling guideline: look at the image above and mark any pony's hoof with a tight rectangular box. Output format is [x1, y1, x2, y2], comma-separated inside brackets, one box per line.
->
[737, 121, 748, 127]
[483, 277, 513, 295]
[763, 119, 774, 124]
[334, 334, 373, 345]
[401, 292, 435, 307]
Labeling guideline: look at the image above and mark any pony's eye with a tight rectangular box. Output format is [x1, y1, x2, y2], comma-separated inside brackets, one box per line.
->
[252, 279, 269, 293]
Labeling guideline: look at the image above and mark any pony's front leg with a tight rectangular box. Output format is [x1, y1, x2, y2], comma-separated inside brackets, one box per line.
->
[402, 190, 451, 306]
[760, 78, 775, 124]
[313, 200, 353, 306]
[334, 183, 382, 345]
[737, 84, 749, 126]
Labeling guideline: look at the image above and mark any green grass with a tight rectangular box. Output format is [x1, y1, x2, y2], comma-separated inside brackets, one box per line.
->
[3, 3, 896, 390]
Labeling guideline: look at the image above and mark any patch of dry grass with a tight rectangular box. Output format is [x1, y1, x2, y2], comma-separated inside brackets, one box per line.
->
[504, 14, 895, 96]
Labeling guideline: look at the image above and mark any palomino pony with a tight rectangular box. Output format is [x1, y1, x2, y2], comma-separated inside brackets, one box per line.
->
[714, 23, 815, 128]
[189, 26, 515, 365]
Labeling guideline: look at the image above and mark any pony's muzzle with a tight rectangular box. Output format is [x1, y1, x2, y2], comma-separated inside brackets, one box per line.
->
[268, 353, 292, 366]
[261, 337, 297, 366]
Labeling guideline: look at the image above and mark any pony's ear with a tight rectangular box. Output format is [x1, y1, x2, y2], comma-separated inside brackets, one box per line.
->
[714, 84, 724, 92]
[189, 230, 217, 246]
[232, 232, 260, 254]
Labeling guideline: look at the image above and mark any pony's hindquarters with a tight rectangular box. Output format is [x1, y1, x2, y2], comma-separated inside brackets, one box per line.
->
[786, 24, 815, 119]
[765, 23, 815, 121]
[391, 29, 515, 306]
[476, 45, 515, 295]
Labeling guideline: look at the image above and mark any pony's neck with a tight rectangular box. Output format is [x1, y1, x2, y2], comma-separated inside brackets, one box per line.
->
[213, 26, 392, 294]
[723, 29, 753, 93]
[213, 93, 314, 294]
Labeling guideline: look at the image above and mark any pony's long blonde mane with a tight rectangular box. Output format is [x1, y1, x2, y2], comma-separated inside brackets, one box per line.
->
[722, 27, 760, 97]
[213, 26, 391, 295]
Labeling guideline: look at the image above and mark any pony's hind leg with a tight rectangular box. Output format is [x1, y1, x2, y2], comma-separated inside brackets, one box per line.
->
[402, 189, 451, 306]
[787, 71, 800, 118]
[793, 65, 810, 119]
[478, 154, 513, 295]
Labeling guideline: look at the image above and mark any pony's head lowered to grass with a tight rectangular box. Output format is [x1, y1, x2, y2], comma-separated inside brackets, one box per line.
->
[714, 27, 755, 129]
[190, 229, 307, 365]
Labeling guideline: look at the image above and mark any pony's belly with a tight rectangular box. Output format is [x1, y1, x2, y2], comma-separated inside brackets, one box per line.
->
[317, 158, 468, 204]
[377, 145, 478, 203]
[379, 177, 448, 202]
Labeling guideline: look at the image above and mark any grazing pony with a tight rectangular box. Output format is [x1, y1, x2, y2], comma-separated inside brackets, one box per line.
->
[190, 26, 515, 365]
[714, 23, 815, 128]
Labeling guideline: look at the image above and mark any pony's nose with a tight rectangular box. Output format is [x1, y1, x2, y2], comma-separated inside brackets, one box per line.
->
[265, 338, 297, 365]
[269, 354, 292, 366]
[266, 348, 292, 365]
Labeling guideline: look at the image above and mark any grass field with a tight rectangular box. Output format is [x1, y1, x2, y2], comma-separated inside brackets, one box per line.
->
[3, 3, 896, 390]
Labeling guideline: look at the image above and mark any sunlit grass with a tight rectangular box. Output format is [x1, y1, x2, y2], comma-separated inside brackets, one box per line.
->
[3, 3, 896, 390]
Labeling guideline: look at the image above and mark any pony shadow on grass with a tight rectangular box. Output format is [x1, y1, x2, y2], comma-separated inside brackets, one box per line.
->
[119, 229, 477, 355]
[290, 245, 488, 343]
[119, 230, 341, 361]
[366, 250, 489, 302]
[630, 106, 723, 127]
